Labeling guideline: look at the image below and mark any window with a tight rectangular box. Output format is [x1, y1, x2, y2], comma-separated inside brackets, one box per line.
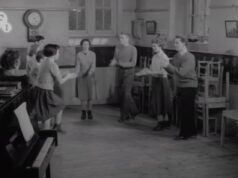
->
[68, 0, 116, 36]
[188, 0, 211, 38]
[95, 0, 112, 31]
[69, 0, 86, 31]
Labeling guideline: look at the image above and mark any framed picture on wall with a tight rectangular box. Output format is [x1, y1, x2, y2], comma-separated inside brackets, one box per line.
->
[131, 19, 144, 39]
[146, 21, 156, 35]
[225, 20, 238, 38]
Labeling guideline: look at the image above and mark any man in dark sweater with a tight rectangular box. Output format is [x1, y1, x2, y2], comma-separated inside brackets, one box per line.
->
[164, 36, 198, 140]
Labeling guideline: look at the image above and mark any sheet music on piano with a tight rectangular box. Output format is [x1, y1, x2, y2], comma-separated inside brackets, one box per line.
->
[14, 102, 35, 143]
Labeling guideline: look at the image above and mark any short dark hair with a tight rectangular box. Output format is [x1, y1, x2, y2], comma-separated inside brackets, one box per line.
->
[43, 44, 60, 57]
[35, 35, 45, 42]
[0, 49, 20, 70]
[80, 38, 91, 47]
[151, 39, 164, 48]
[175, 35, 187, 45]
[119, 32, 131, 39]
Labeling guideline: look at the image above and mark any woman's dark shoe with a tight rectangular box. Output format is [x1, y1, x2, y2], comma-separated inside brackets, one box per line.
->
[81, 110, 86, 120]
[174, 135, 197, 140]
[156, 121, 171, 130]
[87, 110, 93, 120]
[174, 135, 187, 140]
[153, 123, 163, 131]
[162, 121, 171, 129]
[153, 121, 171, 131]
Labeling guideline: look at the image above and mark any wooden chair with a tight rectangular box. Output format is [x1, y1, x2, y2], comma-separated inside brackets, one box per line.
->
[197, 61, 223, 96]
[196, 61, 229, 136]
[133, 70, 152, 114]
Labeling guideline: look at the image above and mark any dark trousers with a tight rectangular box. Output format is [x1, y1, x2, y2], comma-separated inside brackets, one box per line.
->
[118, 67, 138, 119]
[177, 87, 197, 137]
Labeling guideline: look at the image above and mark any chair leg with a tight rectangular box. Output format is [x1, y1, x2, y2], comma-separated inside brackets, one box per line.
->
[220, 115, 226, 146]
[202, 105, 206, 136]
[205, 105, 209, 137]
[215, 114, 218, 135]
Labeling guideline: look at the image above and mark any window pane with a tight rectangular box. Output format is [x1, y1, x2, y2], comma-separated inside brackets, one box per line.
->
[69, 10, 77, 30]
[96, 0, 103, 7]
[104, 9, 111, 30]
[96, 9, 103, 30]
[104, 0, 111, 8]
[77, 9, 85, 30]
[69, 0, 77, 7]
[78, 0, 85, 7]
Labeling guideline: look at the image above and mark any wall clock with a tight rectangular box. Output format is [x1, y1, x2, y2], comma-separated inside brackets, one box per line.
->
[23, 9, 43, 42]
[23, 9, 43, 29]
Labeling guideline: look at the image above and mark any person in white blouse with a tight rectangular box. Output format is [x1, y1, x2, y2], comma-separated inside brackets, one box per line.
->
[149, 39, 172, 131]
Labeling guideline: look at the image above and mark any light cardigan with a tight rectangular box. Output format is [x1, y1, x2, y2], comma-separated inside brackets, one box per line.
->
[37, 59, 62, 90]
[76, 50, 96, 76]
[150, 51, 169, 78]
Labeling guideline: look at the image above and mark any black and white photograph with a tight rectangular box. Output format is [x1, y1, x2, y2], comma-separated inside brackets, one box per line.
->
[225, 20, 238, 38]
[0, 1, 238, 178]
[146, 20, 157, 35]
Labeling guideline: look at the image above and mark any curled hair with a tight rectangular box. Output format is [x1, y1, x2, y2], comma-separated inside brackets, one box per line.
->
[175, 35, 187, 45]
[80, 38, 91, 47]
[36, 50, 44, 62]
[0, 49, 20, 70]
[43, 44, 60, 57]
[151, 39, 165, 48]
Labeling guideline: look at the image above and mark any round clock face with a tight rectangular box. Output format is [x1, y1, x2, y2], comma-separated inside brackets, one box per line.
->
[28, 12, 41, 26]
[23, 9, 43, 29]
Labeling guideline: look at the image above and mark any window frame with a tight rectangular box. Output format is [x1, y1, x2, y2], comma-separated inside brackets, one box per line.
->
[68, 0, 117, 37]
[187, 0, 210, 38]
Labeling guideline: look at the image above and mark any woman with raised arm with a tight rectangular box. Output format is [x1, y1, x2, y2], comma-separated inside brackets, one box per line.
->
[32, 44, 76, 131]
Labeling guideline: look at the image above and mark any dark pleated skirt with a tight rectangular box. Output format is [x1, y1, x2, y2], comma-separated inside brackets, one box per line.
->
[30, 87, 65, 121]
[150, 77, 171, 116]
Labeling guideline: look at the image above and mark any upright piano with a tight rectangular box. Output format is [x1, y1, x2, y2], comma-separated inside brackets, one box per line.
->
[0, 89, 58, 178]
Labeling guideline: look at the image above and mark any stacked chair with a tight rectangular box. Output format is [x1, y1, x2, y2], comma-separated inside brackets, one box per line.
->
[196, 61, 230, 136]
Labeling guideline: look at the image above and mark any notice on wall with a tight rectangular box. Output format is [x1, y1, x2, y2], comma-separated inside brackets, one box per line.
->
[0, 11, 12, 33]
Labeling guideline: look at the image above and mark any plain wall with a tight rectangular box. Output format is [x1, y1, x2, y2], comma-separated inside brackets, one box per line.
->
[135, 0, 170, 46]
[209, 0, 238, 55]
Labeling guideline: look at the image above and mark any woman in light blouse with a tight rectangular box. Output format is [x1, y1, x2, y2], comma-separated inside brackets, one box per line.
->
[149, 39, 172, 130]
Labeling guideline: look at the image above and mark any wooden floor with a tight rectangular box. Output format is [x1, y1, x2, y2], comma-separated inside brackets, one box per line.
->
[51, 106, 238, 178]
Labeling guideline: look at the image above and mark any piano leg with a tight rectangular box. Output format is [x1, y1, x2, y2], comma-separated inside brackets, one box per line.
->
[46, 164, 51, 178]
